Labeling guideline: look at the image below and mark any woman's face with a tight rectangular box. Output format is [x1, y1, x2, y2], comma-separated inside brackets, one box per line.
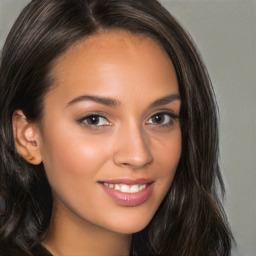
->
[37, 30, 181, 234]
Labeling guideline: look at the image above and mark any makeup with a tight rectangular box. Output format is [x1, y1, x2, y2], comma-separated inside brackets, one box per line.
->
[39, 30, 181, 237]
[99, 178, 154, 206]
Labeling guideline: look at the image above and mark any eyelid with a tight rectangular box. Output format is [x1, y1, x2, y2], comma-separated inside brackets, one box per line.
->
[148, 110, 179, 120]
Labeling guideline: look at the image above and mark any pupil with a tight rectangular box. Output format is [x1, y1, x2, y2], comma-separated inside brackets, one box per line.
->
[154, 114, 164, 123]
[88, 116, 99, 125]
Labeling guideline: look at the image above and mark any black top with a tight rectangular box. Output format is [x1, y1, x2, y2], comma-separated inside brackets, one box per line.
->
[0, 242, 135, 256]
[0, 242, 53, 256]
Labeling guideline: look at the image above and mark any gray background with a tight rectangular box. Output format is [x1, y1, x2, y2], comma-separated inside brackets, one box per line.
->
[0, 0, 255, 256]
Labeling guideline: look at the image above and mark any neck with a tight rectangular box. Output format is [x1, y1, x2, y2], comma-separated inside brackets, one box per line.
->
[43, 199, 131, 256]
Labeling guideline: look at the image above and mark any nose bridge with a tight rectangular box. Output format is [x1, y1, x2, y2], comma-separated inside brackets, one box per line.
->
[113, 120, 153, 169]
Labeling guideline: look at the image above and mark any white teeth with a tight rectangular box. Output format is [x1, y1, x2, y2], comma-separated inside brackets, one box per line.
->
[130, 185, 139, 193]
[114, 184, 121, 191]
[103, 183, 147, 193]
[140, 185, 147, 190]
[121, 184, 130, 193]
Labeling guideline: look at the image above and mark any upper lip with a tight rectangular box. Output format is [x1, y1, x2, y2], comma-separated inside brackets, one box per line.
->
[98, 178, 154, 185]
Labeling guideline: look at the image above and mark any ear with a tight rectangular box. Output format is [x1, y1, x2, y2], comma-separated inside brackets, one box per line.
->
[12, 110, 42, 165]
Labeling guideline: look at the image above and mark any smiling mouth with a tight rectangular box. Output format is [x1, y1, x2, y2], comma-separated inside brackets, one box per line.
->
[99, 179, 154, 206]
[103, 183, 147, 193]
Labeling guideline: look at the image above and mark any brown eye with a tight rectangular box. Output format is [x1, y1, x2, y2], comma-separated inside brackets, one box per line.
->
[79, 115, 110, 126]
[148, 113, 172, 125]
[151, 114, 165, 124]
[86, 116, 101, 125]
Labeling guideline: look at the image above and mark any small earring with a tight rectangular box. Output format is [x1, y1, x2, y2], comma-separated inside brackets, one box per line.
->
[27, 154, 33, 161]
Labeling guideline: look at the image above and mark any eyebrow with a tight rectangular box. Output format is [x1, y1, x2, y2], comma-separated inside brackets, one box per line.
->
[67, 93, 180, 108]
[67, 95, 121, 107]
[149, 94, 181, 108]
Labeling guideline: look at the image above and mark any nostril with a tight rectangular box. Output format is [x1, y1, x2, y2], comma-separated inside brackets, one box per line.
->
[117, 156, 153, 169]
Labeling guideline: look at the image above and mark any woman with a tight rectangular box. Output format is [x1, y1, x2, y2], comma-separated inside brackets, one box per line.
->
[0, 0, 233, 255]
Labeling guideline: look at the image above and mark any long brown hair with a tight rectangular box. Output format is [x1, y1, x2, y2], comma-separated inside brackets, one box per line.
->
[0, 0, 232, 255]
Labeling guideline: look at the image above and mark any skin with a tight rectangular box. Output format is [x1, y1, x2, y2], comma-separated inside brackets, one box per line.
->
[13, 30, 181, 256]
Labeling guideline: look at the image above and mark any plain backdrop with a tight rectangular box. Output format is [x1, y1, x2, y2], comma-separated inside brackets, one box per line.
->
[0, 1, 255, 256]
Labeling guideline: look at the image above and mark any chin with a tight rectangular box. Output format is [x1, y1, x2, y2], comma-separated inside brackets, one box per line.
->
[101, 209, 156, 235]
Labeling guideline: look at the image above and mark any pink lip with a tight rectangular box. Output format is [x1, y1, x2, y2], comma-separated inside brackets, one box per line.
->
[99, 178, 154, 206]
[99, 178, 154, 185]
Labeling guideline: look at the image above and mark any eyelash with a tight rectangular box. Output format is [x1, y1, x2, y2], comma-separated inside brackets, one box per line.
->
[76, 112, 179, 130]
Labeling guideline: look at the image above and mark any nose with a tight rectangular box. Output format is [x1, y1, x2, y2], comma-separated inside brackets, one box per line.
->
[113, 124, 153, 169]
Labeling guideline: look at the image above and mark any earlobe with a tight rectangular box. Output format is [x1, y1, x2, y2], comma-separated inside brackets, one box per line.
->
[12, 110, 42, 165]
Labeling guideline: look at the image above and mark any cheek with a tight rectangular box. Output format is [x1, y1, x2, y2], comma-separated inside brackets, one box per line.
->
[151, 129, 182, 198]
[39, 127, 110, 193]
[39, 129, 112, 224]
[154, 129, 182, 175]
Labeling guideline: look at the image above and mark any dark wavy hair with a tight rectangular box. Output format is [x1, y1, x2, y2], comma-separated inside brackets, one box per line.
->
[0, 0, 232, 255]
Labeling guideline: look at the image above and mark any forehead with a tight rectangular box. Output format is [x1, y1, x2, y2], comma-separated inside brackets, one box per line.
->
[47, 30, 178, 103]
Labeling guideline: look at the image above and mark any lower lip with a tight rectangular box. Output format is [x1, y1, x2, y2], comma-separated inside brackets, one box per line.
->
[100, 183, 154, 206]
